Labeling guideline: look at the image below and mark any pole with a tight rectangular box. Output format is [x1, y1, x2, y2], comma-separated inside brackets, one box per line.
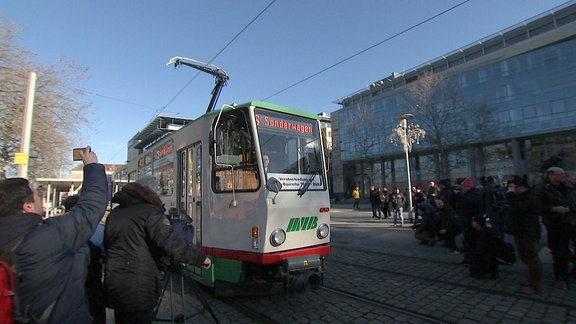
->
[17, 71, 37, 178]
[402, 119, 414, 221]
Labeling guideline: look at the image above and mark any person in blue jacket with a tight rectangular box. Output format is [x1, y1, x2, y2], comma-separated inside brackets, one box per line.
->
[0, 146, 109, 323]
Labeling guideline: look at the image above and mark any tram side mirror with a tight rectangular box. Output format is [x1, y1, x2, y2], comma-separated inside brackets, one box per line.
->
[266, 177, 282, 193]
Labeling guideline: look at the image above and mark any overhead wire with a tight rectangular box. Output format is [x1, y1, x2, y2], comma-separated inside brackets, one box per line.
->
[102, 0, 277, 164]
[102, 0, 469, 164]
[262, 0, 472, 101]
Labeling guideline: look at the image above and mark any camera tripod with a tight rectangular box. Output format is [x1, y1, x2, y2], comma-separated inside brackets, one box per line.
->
[153, 264, 219, 324]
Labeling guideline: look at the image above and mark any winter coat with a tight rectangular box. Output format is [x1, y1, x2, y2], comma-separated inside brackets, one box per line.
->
[437, 204, 460, 235]
[456, 188, 483, 228]
[0, 163, 109, 323]
[535, 181, 576, 226]
[507, 188, 542, 240]
[103, 188, 207, 311]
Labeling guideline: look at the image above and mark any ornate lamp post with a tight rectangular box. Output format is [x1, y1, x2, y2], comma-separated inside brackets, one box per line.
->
[390, 113, 426, 220]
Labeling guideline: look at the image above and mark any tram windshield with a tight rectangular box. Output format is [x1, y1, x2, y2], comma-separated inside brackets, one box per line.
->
[255, 108, 325, 192]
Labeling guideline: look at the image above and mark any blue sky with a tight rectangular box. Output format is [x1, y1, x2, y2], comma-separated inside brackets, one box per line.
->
[1, 0, 571, 167]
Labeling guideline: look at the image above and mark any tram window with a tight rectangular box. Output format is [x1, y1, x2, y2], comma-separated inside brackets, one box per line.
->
[212, 110, 257, 193]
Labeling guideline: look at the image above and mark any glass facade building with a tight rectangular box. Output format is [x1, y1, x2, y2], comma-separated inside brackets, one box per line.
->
[331, 2, 576, 198]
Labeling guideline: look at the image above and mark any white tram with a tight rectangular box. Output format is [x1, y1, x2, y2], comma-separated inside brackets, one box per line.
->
[115, 99, 331, 295]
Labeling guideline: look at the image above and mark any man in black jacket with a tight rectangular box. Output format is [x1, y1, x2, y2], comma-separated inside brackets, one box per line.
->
[0, 146, 108, 323]
[507, 177, 543, 294]
[536, 167, 575, 290]
[104, 181, 211, 324]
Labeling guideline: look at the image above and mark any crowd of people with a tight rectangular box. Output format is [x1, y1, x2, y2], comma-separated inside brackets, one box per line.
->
[0, 146, 210, 324]
[351, 149, 576, 295]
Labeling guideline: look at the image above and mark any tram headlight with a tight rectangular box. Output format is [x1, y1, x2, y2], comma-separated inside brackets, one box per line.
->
[317, 223, 329, 239]
[270, 228, 286, 247]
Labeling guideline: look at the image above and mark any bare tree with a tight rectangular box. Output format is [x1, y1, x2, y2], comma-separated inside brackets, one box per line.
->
[342, 104, 381, 195]
[0, 17, 90, 179]
[403, 70, 467, 180]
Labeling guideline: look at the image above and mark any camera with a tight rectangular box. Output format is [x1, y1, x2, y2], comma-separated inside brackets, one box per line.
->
[73, 147, 89, 161]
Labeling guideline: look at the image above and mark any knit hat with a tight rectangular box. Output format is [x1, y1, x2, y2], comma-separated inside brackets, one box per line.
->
[486, 176, 495, 184]
[461, 177, 473, 189]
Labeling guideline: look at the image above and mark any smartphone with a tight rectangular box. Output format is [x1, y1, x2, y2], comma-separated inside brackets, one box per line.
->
[73, 147, 88, 161]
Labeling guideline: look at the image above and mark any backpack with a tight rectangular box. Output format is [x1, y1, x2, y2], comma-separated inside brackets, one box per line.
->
[495, 240, 516, 265]
[0, 235, 28, 324]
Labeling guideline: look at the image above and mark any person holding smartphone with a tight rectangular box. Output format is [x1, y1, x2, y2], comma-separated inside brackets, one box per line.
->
[0, 146, 108, 323]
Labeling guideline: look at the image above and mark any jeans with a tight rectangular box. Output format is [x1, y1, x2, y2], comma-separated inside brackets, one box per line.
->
[393, 207, 404, 225]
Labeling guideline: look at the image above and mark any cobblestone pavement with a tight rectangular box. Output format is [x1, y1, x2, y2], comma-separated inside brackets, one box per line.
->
[102, 203, 576, 323]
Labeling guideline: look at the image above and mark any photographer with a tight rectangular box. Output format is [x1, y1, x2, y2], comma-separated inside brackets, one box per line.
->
[103, 182, 211, 324]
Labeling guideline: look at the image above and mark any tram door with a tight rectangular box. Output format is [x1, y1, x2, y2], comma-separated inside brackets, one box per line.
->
[178, 143, 202, 246]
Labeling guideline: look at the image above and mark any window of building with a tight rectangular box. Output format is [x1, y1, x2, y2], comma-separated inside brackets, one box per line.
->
[536, 102, 551, 117]
[551, 99, 566, 114]
[528, 22, 554, 36]
[505, 31, 528, 46]
[484, 40, 504, 54]
[498, 110, 511, 123]
[522, 105, 537, 119]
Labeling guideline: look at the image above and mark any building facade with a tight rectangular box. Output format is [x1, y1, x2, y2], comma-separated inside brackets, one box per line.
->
[331, 2, 576, 198]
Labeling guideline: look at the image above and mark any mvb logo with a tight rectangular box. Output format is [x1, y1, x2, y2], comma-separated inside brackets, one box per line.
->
[286, 216, 318, 232]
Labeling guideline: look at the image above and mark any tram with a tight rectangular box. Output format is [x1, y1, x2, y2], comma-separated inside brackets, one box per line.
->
[114, 57, 331, 295]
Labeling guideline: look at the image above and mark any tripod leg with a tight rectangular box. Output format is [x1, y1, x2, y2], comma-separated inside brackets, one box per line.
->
[180, 271, 186, 324]
[154, 271, 171, 320]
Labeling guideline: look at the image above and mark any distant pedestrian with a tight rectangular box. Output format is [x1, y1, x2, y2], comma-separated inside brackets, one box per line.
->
[390, 188, 406, 227]
[380, 187, 391, 219]
[369, 186, 381, 218]
[352, 187, 361, 210]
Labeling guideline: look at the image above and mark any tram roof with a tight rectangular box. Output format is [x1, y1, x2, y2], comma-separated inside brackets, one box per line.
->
[131, 115, 193, 150]
[207, 101, 322, 120]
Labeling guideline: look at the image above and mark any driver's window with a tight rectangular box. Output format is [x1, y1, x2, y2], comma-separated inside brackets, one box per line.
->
[212, 110, 258, 192]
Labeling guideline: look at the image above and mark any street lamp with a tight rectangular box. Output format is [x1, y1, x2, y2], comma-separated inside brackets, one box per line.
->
[390, 113, 426, 220]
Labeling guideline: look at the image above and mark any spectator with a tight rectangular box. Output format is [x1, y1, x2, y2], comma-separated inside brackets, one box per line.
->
[369, 186, 381, 219]
[0, 146, 108, 323]
[390, 188, 406, 227]
[457, 177, 484, 265]
[427, 181, 440, 203]
[507, 177, 543, 295]
[104, 182, 211, 324]
[435, 199, 461, 254]
[482, 176, 508, 240]
[380, 187, 391, 219]
[63, 194, 106, 323]
[535, 167, 575, 290]
[414, 205, 438, 246]
[468, 216, 500, 279]
[540, 149, 568, 174]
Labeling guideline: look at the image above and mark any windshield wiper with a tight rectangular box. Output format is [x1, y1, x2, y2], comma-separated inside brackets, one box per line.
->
[297, 169, 320, 197]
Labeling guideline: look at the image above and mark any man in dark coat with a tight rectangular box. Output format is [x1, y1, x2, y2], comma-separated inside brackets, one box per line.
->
[104, 182, 211, 324]
[0, 147, 108, 323]
[457, 177, 484, 265]
[535, 167, 575, 290]
[507, 177, 543, 294]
